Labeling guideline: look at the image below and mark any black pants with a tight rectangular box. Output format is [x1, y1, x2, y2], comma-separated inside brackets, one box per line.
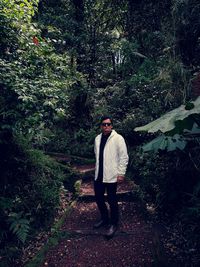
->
[94, 181, 118, 225]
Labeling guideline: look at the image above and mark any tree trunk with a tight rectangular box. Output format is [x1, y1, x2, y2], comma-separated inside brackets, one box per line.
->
[72, 0, 85, 72]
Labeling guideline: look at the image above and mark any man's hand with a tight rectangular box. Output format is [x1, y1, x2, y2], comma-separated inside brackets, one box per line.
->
[117, 175, 125, 183]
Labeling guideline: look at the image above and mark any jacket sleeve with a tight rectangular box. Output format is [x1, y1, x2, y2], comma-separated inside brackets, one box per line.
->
[117, 136, 129, 176]
[94, 139, 96, 155]
[94, 137, 97, 155]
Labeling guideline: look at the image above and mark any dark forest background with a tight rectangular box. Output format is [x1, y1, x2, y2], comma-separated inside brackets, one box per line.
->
[0, 0, 200, 266]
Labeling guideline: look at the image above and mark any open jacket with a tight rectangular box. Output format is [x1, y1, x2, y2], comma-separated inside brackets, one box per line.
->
[94, 130, 129, 183]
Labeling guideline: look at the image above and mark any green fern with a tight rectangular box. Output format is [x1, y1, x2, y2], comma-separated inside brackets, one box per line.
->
[8, 212, 30, 243]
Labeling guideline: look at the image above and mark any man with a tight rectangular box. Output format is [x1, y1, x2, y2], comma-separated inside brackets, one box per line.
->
[94, 115, 129, 238]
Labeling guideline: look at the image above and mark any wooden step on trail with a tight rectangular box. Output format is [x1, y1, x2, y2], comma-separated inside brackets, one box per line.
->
[62, 228, 147, 237]
[73, 164, 95, 174]
[78, 179, 137, 202]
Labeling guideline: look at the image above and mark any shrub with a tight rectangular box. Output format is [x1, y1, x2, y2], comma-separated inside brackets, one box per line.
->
[129, 147, 200, 214]
[0, 133, 66, 266]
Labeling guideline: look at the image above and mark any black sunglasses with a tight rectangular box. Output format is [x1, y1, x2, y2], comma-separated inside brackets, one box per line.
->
[101, 123, 112, 126]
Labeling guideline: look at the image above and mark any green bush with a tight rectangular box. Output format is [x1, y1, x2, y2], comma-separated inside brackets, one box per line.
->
[46, 127, 96, 158]
[0, 133, 66, 266]
[129, 147, 200, 213]
[129, 145, 200, 251]
[25, 148, 65, 227]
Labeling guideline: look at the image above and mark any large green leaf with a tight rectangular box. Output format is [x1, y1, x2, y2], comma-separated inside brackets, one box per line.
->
[134, 96, 200, 134]
[142, 134, 187, 152]
[184, 123, 200, 136]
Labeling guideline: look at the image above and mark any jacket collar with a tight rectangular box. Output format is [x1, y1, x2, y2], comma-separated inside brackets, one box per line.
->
[99, 129, 116, 139]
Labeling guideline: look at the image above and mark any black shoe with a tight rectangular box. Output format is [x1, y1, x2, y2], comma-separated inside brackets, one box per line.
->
[105, 225, 117, 239]
[93, 219, 108, 229]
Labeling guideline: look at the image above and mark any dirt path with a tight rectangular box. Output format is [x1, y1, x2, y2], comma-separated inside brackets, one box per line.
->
[22, 159, 198, 267]
[41, 202, 154, 267]
[39, 174, 161, 267]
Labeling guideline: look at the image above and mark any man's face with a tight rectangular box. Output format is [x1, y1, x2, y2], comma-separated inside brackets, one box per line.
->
[101, 118, 113, 135]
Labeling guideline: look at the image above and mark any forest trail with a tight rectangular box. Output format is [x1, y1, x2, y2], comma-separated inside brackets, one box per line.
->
[39, 166, 166, 267]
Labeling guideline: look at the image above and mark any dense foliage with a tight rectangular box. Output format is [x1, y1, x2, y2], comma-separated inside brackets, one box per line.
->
[1, 0, 200, 265]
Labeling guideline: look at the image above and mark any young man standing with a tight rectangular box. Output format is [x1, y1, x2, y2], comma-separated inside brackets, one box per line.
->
[94, 116, 129, 238]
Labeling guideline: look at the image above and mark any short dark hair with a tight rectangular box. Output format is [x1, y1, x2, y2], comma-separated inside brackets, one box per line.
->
[100, 115, 113, 124]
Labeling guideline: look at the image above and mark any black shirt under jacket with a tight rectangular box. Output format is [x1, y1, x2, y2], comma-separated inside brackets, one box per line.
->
[97, 131, 112, 182]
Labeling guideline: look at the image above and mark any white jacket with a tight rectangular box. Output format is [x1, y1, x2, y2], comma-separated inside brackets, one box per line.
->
[94, 130, 129, 183]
